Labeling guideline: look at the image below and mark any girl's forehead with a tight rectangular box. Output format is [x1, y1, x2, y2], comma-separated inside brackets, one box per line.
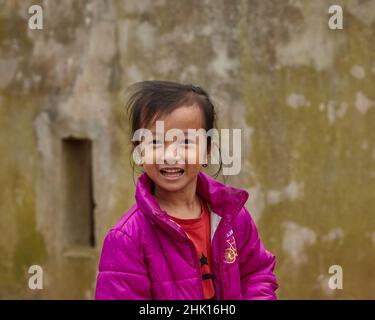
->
[146, 104, 205, 130]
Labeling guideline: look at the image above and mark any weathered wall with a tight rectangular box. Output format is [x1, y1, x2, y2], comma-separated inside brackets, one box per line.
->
[0, 0, 374, 299]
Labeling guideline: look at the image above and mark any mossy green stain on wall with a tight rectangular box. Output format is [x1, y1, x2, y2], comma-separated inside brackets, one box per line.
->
[0, 93, 47, 298]
[238, 1, 375, 299]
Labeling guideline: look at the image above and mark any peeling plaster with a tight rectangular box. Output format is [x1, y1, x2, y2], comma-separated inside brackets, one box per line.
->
[365, 232, 375, 247]
[156, 56, 178, 74]
[136, 22, 157, 52]
[246, 184, 265, 223]
[267, 180, 304, 205]
[34, 112, 53, 162]
[324, 101, 348, 125]
[123, 0, 158, 14]
[346, 0, 375, 27]
[316, 274, 336, 296]
[361, 140, 368, 150]
[350, 65, 366, 79]
[209, 42, 239, 78]
[282, 221, 317, 267]
[126, 64, 143, 83]
[0, 58, 18, 89]
[89, 22, 116, 64]
[355, 91, 375, 114]
[180, 64, 199, 82]
[322, 227, 344, 242]
[287, 93, 310, 109]
[275, 0, 345, 71]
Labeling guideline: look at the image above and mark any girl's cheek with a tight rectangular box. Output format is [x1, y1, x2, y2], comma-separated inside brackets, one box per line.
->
[184, 145, 199, 164]
[196, 143, 208, 165]
[142, 146, 162, 164]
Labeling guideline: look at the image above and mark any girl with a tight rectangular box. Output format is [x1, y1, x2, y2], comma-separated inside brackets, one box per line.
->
[95, 81, 278, 300]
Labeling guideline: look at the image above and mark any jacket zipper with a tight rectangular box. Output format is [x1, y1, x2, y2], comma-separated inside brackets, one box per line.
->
[216, 221, 224, 300]
[188, 239, 205, 299]
[168, 219, 205, 299]
[162, 217, 229, 300]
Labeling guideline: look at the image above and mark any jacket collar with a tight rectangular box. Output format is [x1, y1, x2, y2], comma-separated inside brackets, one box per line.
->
[135, 171, 249, 225]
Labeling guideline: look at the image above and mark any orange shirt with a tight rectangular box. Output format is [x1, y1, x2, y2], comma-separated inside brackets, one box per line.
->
[169, 199, 215, 300]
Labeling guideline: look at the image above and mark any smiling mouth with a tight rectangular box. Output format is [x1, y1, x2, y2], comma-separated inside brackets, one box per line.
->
[159, 167, 185, 177]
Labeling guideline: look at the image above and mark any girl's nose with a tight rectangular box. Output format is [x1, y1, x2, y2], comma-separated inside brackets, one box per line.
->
[163, 143, 183, 164]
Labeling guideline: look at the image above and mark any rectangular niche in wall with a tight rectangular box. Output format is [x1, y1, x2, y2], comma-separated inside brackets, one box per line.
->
[62, 137, 96, 248]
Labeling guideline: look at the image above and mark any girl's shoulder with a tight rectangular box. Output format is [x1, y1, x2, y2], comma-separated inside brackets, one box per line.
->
[232, 206, 257, 235]
[109, 203, 151, 240]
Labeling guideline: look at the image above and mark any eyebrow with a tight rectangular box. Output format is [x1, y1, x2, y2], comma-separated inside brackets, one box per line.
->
[150, 131, 190, 135]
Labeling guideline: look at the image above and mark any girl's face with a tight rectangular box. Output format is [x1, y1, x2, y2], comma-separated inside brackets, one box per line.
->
[141, 104, 208, 193]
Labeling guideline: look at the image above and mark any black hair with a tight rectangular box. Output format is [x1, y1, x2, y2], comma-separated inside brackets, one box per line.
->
[125, 80, 223, 181]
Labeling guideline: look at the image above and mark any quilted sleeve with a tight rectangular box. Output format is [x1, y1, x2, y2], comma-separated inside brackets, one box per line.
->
[235, 207, 279, 300]
[95, 229, 152, 300]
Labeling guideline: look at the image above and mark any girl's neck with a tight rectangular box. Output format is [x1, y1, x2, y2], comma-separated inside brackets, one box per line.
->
[153, 180, 202, 219]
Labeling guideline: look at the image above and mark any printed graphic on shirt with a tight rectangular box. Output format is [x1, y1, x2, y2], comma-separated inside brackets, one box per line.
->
[200, 253, 208, 266]
[200, 253, 214, 280]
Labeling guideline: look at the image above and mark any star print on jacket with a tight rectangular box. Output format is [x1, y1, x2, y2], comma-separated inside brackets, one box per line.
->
[168, 197, 216, 300]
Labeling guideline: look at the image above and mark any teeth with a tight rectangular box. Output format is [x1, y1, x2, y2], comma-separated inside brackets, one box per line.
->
[161, 168, 183, 173]
[160, 168, 184, 177]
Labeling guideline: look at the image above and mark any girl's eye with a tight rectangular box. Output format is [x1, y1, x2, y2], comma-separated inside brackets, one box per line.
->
[150, 139, 162, 145]
[181, 138, 194, 145]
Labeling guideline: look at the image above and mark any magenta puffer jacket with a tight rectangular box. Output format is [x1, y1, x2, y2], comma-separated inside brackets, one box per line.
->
[95, 172, 278, 300]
